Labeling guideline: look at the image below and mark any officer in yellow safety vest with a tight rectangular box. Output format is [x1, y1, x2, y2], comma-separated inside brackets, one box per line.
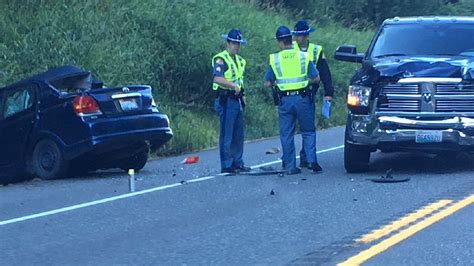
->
[292, 20, 334, 170]
[264, 26, 321, 175]
[212, 28, 251, 174]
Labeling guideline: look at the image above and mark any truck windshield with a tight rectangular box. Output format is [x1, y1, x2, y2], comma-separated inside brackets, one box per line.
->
[370, 23, 474, 58]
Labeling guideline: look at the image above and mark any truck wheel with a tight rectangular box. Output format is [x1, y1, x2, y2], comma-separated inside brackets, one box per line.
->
[31, 139, 69, 180]
[344, 139, 371, 173]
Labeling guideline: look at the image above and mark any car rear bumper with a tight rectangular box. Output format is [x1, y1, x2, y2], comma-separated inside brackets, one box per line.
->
[64, 113, 173, 159]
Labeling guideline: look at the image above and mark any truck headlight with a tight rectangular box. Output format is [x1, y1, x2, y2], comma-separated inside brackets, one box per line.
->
[347, 85, 371, 107]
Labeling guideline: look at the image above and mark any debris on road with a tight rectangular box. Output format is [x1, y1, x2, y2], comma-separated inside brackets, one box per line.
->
[367, 169, 411, 183]
[180, 180, 188, 185]
[270, 189, 275, 195]
[260, 166, 276, 171]
[238, 169, 285, 176]
[265, 147, 280, 154]
[181, 155, 199, 164]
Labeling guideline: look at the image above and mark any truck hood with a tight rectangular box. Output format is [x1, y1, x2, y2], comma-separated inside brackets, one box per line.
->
[373, 57, 474, 80]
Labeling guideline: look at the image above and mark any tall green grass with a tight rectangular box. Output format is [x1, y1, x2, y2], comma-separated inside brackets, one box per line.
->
[0, 0, 373, 155]
[252, 0, 474, 29]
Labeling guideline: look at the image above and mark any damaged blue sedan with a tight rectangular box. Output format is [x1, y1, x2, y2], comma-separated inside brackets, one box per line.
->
[0, 65, 172, 181]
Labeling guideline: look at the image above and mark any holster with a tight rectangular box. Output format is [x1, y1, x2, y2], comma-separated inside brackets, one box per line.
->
[309, 84, 319, 102]
[271, 87, 281, 106]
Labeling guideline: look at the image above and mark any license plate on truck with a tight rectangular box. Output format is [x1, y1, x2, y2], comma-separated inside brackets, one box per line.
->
[415, 130, 442, 143]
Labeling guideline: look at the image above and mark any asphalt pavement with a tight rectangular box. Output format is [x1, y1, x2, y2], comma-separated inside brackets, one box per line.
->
[1, 126, 473, 265]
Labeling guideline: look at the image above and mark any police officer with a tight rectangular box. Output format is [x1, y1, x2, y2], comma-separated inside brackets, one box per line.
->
[212, 28, 251, 174]
[264, 26, 321, 175]
[292, 20, 334, 171]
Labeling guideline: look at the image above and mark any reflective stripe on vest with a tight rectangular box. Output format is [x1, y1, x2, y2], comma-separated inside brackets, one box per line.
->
[269, 49, 309, 91]
[211, 50, 246, 90]
[293, 41, 323, 63]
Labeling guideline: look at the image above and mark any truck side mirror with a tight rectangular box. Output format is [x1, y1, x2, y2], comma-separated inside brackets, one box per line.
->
[334, 45, 364, 63]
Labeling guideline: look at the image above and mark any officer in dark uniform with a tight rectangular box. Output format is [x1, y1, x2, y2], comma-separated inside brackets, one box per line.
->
[212, 29, 251, 174]
[264, 26, 321, 175]
[292, 20, 334, 171]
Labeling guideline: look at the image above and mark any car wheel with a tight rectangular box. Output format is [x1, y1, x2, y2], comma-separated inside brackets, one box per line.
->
[31, 139, 69, 180]
[120, 147, 149, 172]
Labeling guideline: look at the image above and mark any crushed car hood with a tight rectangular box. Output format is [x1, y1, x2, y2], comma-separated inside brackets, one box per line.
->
[373, 57, 474, 80]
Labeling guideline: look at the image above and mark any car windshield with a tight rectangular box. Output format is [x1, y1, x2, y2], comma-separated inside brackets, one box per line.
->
[370, 23, 474, 58]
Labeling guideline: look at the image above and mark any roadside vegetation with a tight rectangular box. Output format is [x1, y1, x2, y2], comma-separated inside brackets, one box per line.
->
[1, 0, 472, 155]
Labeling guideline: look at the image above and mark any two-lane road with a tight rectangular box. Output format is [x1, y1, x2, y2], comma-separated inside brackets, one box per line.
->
[1, 126, 472, 265]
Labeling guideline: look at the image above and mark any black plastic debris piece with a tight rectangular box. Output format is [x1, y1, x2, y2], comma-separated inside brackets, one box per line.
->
[270, 189, 275, 195]
[180, 180, 188, 185]
[367, 169, 410, 183]
[301, 178, 307, 181]
[225, 166, 285, 176]
[241, 170, 285, 176]
[265, 147, 280, 154]
[260, 166, 276, 171]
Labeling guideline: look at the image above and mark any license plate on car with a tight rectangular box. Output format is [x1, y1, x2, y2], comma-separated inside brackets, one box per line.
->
[415, 130, 442, 143]
[119, 98, 138, 111]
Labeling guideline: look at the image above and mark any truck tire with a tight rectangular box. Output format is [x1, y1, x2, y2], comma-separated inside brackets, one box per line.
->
[344, 139, 371, 173]
[31, 139, 69, 180]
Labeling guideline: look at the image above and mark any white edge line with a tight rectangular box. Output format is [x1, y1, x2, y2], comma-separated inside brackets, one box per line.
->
[0, 145, 344, 226]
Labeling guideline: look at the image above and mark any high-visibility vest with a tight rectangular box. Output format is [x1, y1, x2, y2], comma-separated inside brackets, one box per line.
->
[211, 50, 246, 91]
[293, 41, 323, 63]
[269, 49, 310, 91]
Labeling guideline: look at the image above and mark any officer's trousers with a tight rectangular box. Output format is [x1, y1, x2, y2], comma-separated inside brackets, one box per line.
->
[299, 101, 318, 165]
[214, 97, 244, 170]
[278, 95, 316, 171]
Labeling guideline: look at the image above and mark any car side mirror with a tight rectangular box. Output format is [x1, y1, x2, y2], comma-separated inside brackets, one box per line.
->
[334, 45, 364, 63]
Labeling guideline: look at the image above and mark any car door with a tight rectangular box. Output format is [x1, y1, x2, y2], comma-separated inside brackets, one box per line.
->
[0, 84, 38, 173]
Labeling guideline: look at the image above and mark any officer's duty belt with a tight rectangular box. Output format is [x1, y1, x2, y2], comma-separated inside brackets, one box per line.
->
[217, 89, 242, 100]
[279, 88, 308, 97]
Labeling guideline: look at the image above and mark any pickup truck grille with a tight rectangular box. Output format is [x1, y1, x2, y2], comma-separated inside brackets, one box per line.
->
[378, 83, 474, 113]
[436, 84, 474, 95]
[378, 84, 421, 112]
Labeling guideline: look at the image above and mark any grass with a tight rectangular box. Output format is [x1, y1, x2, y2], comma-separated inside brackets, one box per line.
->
[0, 0, 374, 155]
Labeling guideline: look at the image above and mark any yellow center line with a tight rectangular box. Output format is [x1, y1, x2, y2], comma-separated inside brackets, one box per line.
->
[356, 199, 452, 244]
[339, 194, 474, 266]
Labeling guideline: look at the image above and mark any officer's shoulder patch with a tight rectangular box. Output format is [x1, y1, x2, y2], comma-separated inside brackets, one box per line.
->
[215, 58, 224, 65]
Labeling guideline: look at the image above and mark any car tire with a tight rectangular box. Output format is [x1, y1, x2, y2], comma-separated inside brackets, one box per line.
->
[31, 139, 69, 180]
[119, 147, 149, 172]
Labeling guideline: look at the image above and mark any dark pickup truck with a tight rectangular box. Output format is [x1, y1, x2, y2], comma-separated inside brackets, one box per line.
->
[335, 16, 474, 172]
